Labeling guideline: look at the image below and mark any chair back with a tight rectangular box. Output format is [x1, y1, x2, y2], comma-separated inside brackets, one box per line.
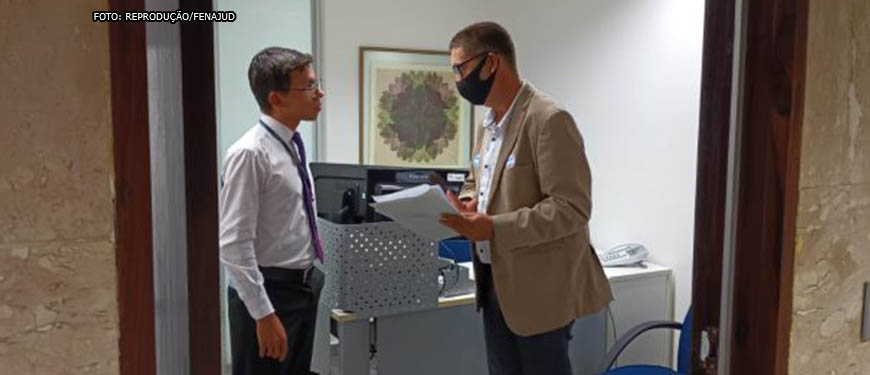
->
[677, 307, 693, 373]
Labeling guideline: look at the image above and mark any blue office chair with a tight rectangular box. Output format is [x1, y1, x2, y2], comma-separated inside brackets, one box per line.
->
[598, 307, 692, 375]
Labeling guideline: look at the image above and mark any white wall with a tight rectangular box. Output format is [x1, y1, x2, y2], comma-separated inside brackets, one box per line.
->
[320, 0, 486, 163]
[320, 0, 703, 348]
[215, 0, 314, 163]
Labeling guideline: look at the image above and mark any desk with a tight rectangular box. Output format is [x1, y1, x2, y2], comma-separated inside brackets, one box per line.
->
[317, 263, 672, 375]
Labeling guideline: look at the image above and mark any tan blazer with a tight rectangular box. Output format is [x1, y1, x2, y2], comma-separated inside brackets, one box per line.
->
[459, 82, 613, 337]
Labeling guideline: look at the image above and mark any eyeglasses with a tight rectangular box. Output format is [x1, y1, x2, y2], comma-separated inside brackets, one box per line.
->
[288, 79, 322, 92]
[452, 51, 492, 77]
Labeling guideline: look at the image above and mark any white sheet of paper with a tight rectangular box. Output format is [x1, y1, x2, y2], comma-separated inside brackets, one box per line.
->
[370, 184, 460, 241]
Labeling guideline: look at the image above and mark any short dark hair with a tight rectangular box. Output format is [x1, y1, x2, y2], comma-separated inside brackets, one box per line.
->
[248, 47, 313, 113]
[449, 22, 517, 69]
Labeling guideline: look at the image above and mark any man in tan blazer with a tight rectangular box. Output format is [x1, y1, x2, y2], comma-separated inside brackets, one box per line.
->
[440, 22, 613, 375]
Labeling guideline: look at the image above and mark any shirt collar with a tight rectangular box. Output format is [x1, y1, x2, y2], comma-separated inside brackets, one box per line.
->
[260, 114, 295, 142]
[481, 80, 527, 131]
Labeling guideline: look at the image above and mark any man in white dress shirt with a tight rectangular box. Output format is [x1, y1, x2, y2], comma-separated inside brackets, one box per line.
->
[220, 46, 325, 375]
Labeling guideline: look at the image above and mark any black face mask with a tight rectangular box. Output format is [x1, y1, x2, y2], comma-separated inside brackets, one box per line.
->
[456, 55, 497, 105]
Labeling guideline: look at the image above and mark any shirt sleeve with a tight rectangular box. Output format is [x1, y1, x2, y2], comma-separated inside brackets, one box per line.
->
[219, 148, 274, 320]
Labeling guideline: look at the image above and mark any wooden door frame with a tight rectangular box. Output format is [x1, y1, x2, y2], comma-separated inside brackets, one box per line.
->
[109, 0, 221, 374]
[109, 0, 155, 374]
[691, 0, 735, 369]
[691, 0, 809, 373]
[178, 0, 222, 373]
[110, 0, 811, 374]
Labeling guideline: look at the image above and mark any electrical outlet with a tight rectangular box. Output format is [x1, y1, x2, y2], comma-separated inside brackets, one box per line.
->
[862, 282, 870, 343]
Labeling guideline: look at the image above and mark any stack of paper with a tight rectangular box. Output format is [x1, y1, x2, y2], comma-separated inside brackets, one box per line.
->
[370, 184, 460, 241]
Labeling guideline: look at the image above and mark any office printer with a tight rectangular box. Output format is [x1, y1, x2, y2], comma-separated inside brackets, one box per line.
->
[310, 162, 469, 224]
[310, 162, 476, 296]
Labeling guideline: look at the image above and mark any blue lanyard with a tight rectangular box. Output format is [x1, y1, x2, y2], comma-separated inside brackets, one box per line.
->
[258, 120, 301, 166]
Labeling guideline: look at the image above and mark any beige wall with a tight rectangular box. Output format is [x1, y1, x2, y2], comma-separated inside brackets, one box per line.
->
[0, 1, 119, 374]
[790, 0, 870, 373]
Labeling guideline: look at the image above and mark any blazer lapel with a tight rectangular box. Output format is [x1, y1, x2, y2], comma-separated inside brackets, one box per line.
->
[484, 83, 534, 211]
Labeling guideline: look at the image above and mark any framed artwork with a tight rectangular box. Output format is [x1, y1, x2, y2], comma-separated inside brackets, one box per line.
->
[359, 47, 474, 168]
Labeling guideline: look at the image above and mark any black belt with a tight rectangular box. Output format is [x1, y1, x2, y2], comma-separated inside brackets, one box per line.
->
[259, 266, 315, 284]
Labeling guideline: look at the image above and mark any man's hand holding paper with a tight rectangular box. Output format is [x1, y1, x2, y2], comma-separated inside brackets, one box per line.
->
[370, 184, 462, 241]
[440, 190, 493, 241]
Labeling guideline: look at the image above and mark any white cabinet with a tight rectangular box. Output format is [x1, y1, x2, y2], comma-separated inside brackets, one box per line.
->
[603, 263, 675, 368]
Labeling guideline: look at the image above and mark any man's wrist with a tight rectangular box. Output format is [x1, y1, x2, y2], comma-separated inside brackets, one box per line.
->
[254, 310, 276, 322]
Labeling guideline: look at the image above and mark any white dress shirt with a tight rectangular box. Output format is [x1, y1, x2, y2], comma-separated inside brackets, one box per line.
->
[219, 114, 317, 320]
[475, 82, 526, 264]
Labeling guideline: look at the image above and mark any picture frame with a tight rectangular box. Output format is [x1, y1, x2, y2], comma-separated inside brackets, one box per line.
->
[359, 46, 474, 168]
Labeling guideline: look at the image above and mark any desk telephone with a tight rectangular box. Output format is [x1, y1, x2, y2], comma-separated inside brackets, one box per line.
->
[597, 243, 648, 267]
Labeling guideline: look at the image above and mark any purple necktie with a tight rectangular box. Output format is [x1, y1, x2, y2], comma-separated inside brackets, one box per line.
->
[291, 132, 324, 262]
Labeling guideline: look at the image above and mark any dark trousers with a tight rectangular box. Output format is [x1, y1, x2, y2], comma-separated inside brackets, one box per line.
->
[228, 267, 324, 375]
[479, 263, 574, 375]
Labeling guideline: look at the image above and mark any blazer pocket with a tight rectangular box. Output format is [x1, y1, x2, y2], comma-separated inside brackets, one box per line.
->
[509, 235, 574, 254]
[509, 243, 573, 258]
